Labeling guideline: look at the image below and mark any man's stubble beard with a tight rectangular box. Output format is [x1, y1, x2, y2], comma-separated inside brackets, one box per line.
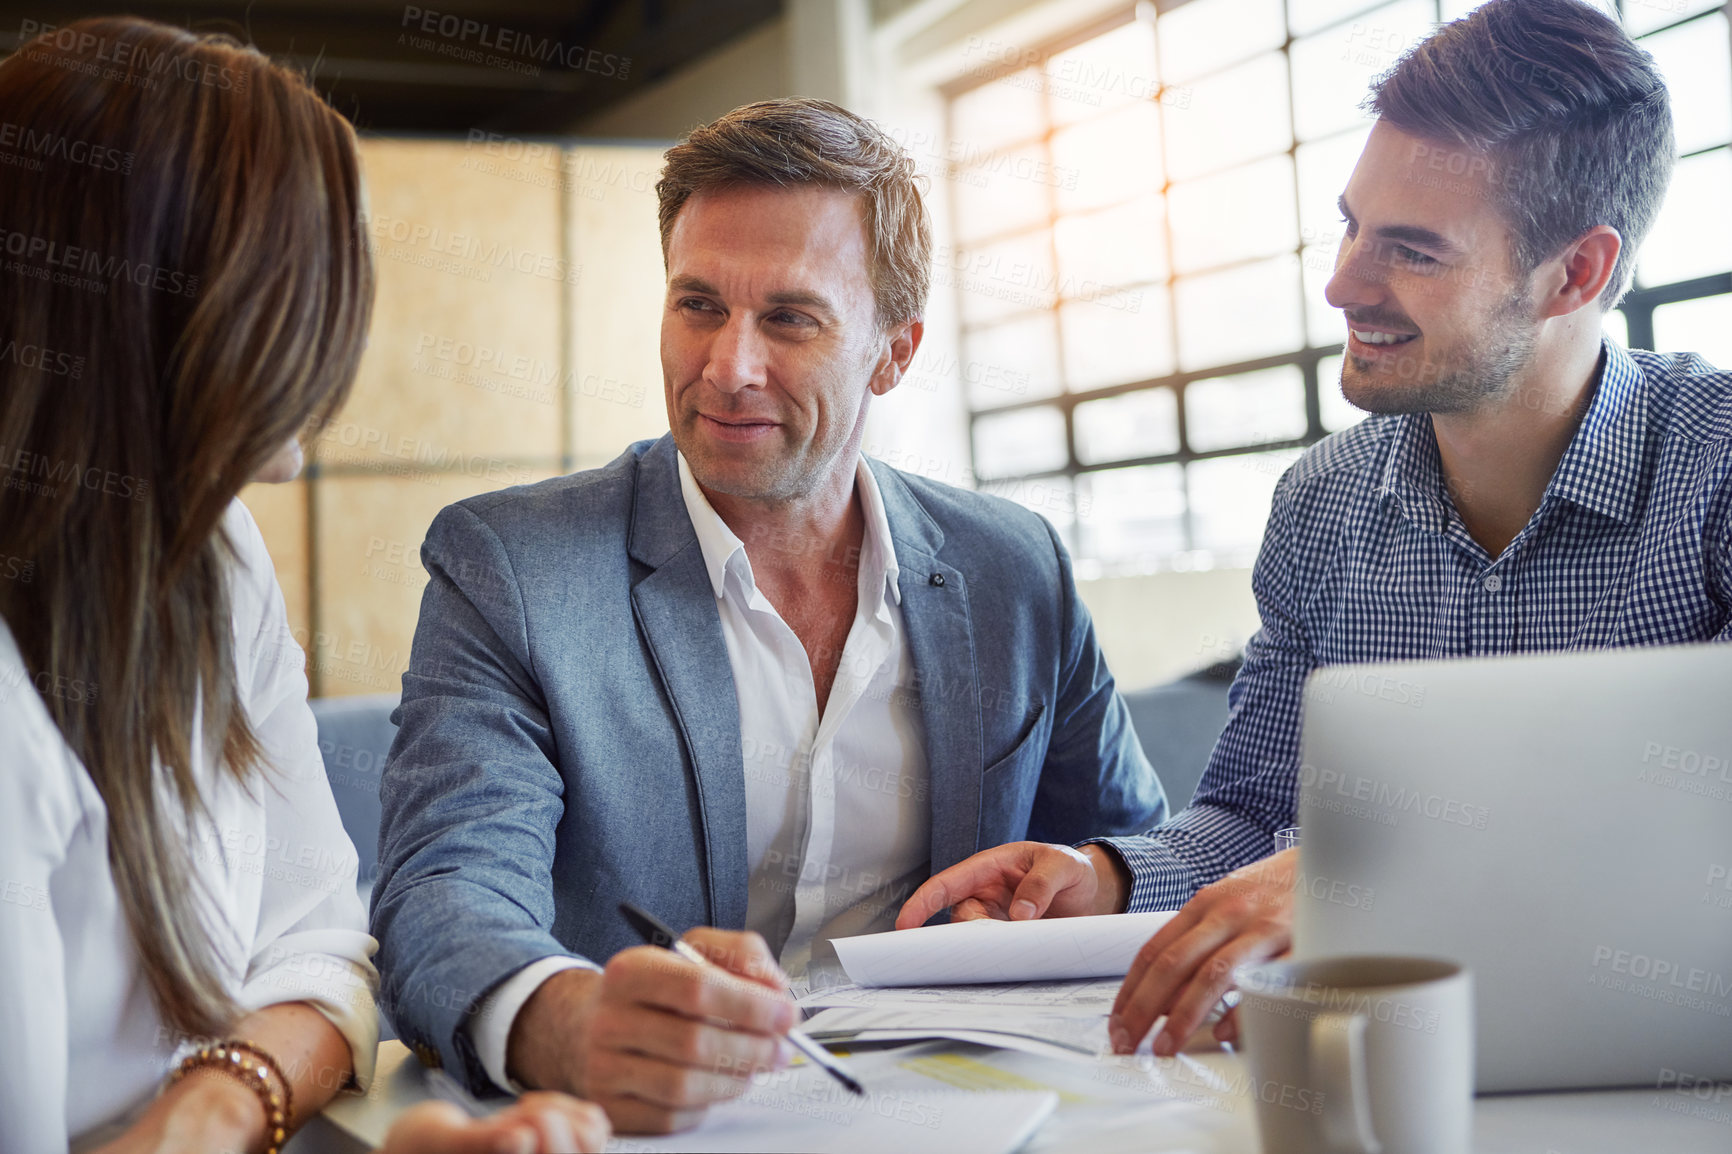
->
[677, 406, 864, 506]
[1343, 283, 1539, 416]
[678, 428, 811, 504]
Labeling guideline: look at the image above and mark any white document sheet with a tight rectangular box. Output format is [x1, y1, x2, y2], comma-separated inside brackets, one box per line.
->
[604, 1071, 1056, 1154]
[800, 976, 1123, 1012]
[802, 1005, 1110, 1060]
[832, 912, 1178, 986]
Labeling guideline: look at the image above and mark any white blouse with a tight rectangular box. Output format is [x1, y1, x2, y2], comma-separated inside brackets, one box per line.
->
[0, 500, 379, 1153]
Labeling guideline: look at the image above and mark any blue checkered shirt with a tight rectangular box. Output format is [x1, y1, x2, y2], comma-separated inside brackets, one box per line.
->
[1093, 341, 1732, 911]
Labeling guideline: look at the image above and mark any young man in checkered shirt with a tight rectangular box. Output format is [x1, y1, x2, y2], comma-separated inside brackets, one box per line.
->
[899, 0, 1729, 1056]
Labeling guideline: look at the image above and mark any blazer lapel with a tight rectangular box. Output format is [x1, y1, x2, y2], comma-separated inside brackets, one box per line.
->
[627, 436, 749, 929]
[869, 461, 984, 877]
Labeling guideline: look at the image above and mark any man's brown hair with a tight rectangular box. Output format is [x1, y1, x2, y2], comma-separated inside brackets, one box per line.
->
[1370, 0, 1673, 308]
[656, 97, 932, 328]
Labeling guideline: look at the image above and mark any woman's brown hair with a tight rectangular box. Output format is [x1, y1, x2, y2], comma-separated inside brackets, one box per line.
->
[0, 17, 374, 1035]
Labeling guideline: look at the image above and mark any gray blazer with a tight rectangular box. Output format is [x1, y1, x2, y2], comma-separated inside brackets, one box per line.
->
[371, 434, 1165, 1089]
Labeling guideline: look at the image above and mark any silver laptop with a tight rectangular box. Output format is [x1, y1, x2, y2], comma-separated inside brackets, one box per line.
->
[1292, 643, 1732, 1093]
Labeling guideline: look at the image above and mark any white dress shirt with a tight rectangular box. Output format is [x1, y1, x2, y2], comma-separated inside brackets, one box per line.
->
[0, 501, 379, 1152]
[468, 452, 929, 1091]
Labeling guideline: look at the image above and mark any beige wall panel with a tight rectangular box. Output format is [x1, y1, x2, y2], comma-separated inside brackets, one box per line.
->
[1077, 568, 1260, 693]
[566, 144, 673, 470]
[308, 468, 556, 698]
[238, 479, 310, 644]
[325, 138, 565, 473]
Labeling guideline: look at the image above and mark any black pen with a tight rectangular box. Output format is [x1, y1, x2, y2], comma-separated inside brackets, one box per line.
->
[617, 901, 865, 1097]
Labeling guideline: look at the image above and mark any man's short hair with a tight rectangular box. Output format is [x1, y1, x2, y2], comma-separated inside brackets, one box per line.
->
[1370, 0, 1673, 308]
[656, 97, 932, 328]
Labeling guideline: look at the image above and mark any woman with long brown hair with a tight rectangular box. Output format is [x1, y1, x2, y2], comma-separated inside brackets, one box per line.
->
[0, 17, 605, 1152]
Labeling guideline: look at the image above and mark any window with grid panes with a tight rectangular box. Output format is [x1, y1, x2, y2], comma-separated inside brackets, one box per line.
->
[948, 0, 1732, 575]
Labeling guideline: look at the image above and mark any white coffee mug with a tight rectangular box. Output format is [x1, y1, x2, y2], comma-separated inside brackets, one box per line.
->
[1234, 955, 1473, 1154]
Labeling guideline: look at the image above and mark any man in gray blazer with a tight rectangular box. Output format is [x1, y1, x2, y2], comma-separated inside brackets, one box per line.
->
[372, 97, 1165, 1132]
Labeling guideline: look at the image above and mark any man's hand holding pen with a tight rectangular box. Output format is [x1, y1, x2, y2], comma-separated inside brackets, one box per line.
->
[504, 928, 799, 1134]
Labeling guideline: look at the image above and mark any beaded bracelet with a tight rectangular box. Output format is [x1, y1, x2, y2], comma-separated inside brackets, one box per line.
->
[170, 1040, 293, 1154]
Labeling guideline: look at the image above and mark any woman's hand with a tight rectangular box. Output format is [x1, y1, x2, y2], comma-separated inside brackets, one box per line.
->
[381, 1093, 612, 1154]
[91, 1074, 611, 1154]
[85, 1070, 266, 1154]
[91, 1003, 353, 1154]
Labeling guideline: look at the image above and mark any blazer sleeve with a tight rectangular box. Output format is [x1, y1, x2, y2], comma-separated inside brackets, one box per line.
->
[370, 502, 583, 1093]
[1026, 516, 1169, 845]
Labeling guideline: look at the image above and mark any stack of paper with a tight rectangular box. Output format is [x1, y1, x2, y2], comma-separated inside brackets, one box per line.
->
[800, 913, 1179, 1060]
[806, 977, 1122, 1012]
[799, 980, 1121, 1060]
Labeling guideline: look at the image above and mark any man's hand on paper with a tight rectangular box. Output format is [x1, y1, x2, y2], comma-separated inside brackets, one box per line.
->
[894, 842, 1131, 928]
[506, 928, 799, 1134]
[1108, 847, 1297, 1057]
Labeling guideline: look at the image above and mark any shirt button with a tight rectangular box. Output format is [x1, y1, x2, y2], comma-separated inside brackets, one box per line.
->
[930, 573, 946, 586]
[1483, 573, 1503, 592]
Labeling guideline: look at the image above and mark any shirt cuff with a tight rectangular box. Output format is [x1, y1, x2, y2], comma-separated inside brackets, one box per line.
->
[468, 955, 601, 1094]
[1078, 835, 1200, 913]
[241, 938, 381, 1091]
